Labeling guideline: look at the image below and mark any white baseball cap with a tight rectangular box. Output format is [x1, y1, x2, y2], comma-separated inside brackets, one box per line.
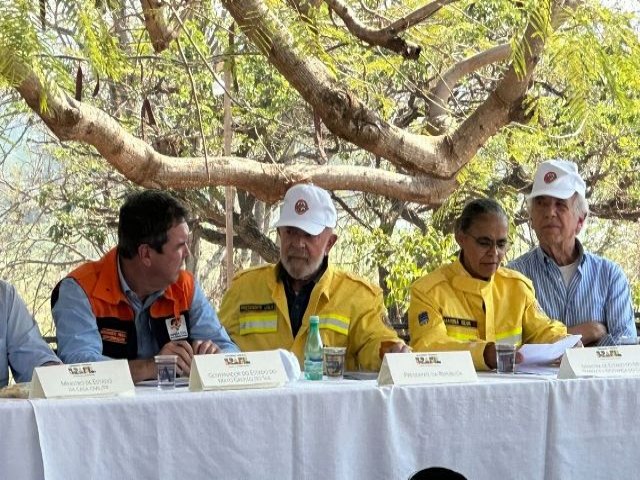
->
[527, 159, 586, 200]
[274, 184, 337, 235]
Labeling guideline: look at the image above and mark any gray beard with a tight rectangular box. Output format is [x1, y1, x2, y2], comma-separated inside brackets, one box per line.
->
[281, 254, 324, 281]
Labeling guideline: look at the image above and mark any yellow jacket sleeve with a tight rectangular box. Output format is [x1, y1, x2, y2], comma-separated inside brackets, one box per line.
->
[348, 289, 402, 371]
[218, 283, 241, 344]
[408, 283, 489, 370]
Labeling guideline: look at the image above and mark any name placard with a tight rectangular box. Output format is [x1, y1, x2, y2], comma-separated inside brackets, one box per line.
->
[377, 352, 477, 386]
[189, 350, 288, 391]
[30, 360, 135, 399]
[558, 346, 640, 379]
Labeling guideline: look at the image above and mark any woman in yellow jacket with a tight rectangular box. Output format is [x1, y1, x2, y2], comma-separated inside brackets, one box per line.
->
[409, 198, 576, 371]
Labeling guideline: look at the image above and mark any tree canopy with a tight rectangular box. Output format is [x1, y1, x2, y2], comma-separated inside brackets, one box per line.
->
[1, 0, 640, 324]
[1, 0, 638, 202]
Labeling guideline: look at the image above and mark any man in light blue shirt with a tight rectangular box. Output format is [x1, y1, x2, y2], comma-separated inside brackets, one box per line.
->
[52, 191, 238, 382]
[509, 160, 636, 346]
[1, 280, 60, 387]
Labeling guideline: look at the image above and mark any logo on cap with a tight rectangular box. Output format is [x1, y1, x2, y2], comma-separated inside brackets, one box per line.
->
[294, 199, 308, 215]
[544, 171, 557, 183]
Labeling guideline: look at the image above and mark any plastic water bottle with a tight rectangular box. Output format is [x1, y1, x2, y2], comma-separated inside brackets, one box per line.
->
[304, 316, 324, 380]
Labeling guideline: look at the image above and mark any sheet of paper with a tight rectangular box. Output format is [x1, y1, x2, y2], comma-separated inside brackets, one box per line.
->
[518, 335, 582, 366]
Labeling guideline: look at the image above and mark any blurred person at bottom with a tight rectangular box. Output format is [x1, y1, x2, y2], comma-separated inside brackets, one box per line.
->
[408, 198, 578, 371]
[1, 280, 60, 387]
[219, 184, 409, 372]
[51, 190, 238, 382]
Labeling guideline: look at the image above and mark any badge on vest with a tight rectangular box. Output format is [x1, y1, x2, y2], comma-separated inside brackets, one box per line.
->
[240, 303, 276, 312]
[101, 327, 127, 345]
[166, 315, 188, 341]
[443, 317, 478, 328]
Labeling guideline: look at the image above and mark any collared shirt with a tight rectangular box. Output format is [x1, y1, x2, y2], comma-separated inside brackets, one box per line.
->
[1, 280, 60, 386]
[279, 259, 327, 337]
[53, 257, 239, 364]
[508, 241, 636, 346]
[115, 257, 169, 359]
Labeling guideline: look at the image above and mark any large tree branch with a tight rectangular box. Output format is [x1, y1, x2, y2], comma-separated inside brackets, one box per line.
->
[199, 226, 280, 262]
[427, 43, 512, 133]
[383, 0, 458, 34]
[7, 0, 578, 207]
[590, 202, 640, 222]
[448, 0, 575, 173]
[220, 0, 580, 182]
[324, 0, 459, 59]
[10, 66, 456, 204]
[220, 0, 463, 178]
[194, 194, 281, 262]
[433, 0, 581, 136]
[199, 228, 251, 249]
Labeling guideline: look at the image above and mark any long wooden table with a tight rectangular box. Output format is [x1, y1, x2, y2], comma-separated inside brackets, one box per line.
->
[3, 373, 640, 479]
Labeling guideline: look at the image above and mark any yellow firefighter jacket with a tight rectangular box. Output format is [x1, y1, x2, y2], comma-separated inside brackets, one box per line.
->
[218, 263, 402, 371]
[408, 260, 567, 370]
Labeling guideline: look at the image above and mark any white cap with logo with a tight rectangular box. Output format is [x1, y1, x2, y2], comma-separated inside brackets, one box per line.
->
[274, 184, 337, 235]
[527, 159, 586, 200]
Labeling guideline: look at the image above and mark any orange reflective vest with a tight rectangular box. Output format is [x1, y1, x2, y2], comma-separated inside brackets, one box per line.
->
[53, 248, 195, 359]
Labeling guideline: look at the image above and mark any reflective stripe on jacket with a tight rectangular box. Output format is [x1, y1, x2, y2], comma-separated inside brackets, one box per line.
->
[408, 260, 567, 370]
[219, 263, 401, 371]
[54, 248, 195, 359]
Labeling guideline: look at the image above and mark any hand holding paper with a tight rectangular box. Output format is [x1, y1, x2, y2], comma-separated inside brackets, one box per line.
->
[518, 335, 582, 366]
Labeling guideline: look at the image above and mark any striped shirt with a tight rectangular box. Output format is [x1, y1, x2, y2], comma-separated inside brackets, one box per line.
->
[508, 241, 636, 346]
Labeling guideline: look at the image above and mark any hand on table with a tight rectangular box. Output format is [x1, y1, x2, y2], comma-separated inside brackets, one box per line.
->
[129, 340, 223, 382]
[568, 322, 606, 347]
[158, 340, 194, 376]
[379, 341, 411, 358]
[387, 342, 411, 354]
[192, 339, 220, 355]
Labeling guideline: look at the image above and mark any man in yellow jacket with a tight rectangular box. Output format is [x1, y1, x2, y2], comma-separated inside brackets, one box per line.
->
[219, 184, 409, 371]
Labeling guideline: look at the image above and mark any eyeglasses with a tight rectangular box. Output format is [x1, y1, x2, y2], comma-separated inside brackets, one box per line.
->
[465, 233, 510, 253]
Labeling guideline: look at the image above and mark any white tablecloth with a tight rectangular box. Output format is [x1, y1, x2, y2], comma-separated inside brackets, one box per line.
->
[0, 400, 43, 479]
[545, 377, 640, 479]
[3, 375, 640, 479]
